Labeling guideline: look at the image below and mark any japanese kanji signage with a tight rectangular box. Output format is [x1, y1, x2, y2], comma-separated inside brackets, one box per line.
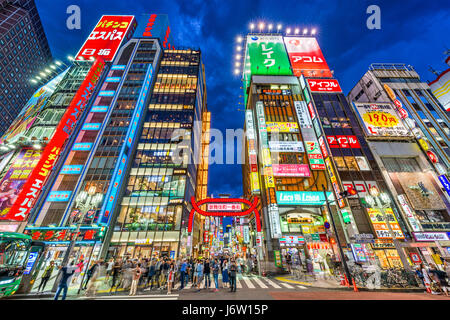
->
[307, 79, 342, 92]
[247, 35, 292, 76]
[3, 59, 105, 221]
[327, 135, 361, 148]
[283, 37, 332, 78]
[76, 15, 135, 61]
[0, 149, 42, 219]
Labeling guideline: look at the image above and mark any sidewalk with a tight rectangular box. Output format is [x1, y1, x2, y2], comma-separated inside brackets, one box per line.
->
[275, 275, 425, 293]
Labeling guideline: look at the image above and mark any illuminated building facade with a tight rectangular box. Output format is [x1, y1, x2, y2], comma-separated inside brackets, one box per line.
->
[348, 63, 450, 265]
[240, 32, 417, 273]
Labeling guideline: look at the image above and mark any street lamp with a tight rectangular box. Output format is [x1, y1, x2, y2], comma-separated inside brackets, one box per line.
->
[365, 187, 412, 271]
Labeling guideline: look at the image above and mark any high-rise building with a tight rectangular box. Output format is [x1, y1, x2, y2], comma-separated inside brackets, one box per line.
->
[0, 0, 52, 135]
[348, 64, 450, 265]
[0, 14, 208, 293]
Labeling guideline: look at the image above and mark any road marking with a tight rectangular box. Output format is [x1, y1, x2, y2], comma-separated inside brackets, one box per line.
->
[251, 277, 268, 288]
[262, 278, 281, 289]
[236, 279, 242, 288]
[296, 285, 307, 289]
[280, 282, 294, 289]
[242, 276, 255, 289]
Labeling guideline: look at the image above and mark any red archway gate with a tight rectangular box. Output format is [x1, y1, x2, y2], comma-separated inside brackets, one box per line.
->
[188, 196, 261, 233]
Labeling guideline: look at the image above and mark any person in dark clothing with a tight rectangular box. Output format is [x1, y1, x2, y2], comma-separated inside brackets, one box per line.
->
[38, 261, 55, 293]
[229, 260, 237, 292]
[147, 260, 156, 289]
[110, 259, 122, 292]
[82, 261, 98, 290]
[54, 263, 76, 300]
[203, 259, 211, 289]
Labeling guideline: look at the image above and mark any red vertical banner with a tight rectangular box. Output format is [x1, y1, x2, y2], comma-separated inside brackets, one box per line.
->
[3, 59, 105, 221]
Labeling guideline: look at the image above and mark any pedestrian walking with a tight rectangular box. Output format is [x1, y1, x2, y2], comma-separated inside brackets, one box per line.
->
[212, 259, 220, 292]
[37, 261, 55, 293]
[110, 258, 122, 292]
[167, 263, 175, 294]
[229, 260, 237, 292]
[179, 259, 188, 290]
[196, 259, 204, 291]
[146, 260, 156, 290]
[54, 262, 76, 300]
[429, 264, 449, 296]
[129, 263, 142, 296]
[82, 260, 98, 290]
[204, 259, 211, 289]
[105, 258, 114, 284]
[222, 260, 229, 288]
[86, 260, 105, 297]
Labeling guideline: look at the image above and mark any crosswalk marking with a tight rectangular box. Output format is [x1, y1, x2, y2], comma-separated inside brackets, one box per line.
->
[251, 276, 268, 288]
[84, 294, 179, 300]
[296, 285, 307, 289]
[242, 276, 255, 289]
[236, 279, 242, 288]
[262, 278, 281, 289]
[280, 282, 294, 289]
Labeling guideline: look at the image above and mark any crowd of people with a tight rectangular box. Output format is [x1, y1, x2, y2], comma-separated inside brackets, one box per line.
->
[52, 253, 258, 299]
[415, 261, 450, 296]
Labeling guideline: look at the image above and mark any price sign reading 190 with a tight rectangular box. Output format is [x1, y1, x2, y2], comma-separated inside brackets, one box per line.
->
[362, 111, 399, 128]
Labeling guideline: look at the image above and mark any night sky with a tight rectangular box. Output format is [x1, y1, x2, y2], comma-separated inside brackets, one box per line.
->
[35, 0, 450, 198]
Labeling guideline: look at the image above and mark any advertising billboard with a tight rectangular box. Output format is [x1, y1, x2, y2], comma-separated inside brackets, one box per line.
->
[307, 79, 342, 92]
[246, 35, 293, 76]
[76, 15, 136, 61]
[0, 149, 42, 219]
[366, 207, 405, 239]
[283, 37, 332, 78]
[3, 59, 105, 221]
[266, 122, 299, 133]
[0, 71, 67, 145]
[353, 102, 411, 137]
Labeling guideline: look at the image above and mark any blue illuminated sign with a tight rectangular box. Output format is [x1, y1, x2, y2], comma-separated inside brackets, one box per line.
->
[101, 154, 127, 224]
[91, 106, 109, 113]
[72, 142, 93, 151]
[61, 165, 83, 174]
[105, 77, 121, 83]
[82, 123, 101, 130]
[111, 65, 126, 70]
[98, 90, 115, 97]
[439, 175, 450, 197]
[24, 252, 38, 275]
[276, 191, 334, 206]
[48, 191, 72, 202]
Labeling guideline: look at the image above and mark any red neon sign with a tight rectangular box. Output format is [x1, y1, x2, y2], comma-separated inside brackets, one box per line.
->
[76, 15, 135, 62]
[188, 197, 261, 233]
[3, 59, 105, 221]
[307, 79, 342, 92]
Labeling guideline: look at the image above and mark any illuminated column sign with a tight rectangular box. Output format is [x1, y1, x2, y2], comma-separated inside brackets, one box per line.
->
[4, 59, 105, 221]
[98, 64, 154, 225]
[91, 106, 109, 113]
[256, 101, 282, 239]
[245, 110, 260, 194]
[82, 123, 101, 130]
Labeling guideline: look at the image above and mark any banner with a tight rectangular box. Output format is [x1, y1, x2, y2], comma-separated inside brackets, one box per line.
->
[366, 207, 405, 239]
[266, 122, 299, 133]
[283, 37, 332, 78]
[247, 35, 293, 76]
[276, 191, 334, 206]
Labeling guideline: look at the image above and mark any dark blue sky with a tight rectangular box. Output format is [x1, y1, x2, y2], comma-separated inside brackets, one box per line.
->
[35, 0, 450, 197]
